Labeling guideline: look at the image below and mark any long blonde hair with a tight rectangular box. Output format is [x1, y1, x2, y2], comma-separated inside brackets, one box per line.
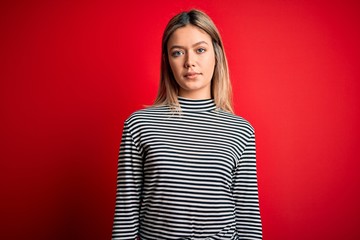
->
[154, 9, 233, 113]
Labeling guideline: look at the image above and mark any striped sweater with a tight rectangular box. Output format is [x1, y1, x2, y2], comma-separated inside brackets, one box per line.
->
[112, 97, 262, 240]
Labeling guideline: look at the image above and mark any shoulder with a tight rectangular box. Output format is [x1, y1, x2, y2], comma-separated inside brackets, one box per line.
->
[124, 105, 170, 126]
[216, 109, 255, 135]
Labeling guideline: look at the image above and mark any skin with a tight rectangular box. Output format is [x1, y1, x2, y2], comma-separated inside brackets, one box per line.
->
[167, 24, 216, 99]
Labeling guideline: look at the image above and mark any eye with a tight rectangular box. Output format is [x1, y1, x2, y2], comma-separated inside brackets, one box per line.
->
[196, 48, 206, 53]
[171, 50, 184, 57]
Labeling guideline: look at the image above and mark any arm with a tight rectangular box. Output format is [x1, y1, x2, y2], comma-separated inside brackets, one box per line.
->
[112, 121, 143, 240]
[234, 132, 262, 239]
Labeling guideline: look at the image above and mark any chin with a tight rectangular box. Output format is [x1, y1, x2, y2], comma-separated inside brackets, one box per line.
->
[182, 85, 203, 91]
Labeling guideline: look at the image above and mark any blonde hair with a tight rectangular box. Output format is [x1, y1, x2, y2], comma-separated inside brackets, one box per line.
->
[154, 9, 234, 113]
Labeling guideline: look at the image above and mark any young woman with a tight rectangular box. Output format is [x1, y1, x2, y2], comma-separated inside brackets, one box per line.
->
[112, 9, 262, 240]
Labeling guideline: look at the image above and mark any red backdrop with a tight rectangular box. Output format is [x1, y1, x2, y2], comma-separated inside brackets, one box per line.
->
[1, 0, 359, 239]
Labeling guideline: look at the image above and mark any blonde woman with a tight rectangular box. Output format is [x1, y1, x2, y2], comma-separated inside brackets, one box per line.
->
[112, 9, 262, 240]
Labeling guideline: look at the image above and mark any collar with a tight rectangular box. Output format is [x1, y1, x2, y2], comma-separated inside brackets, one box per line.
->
[177, 96, 216, 112]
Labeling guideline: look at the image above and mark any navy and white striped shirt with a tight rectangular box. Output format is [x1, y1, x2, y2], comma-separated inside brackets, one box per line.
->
[112, 97, 262, 240]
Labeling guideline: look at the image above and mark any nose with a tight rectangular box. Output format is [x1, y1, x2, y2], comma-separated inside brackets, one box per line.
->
[184, 52, 195, 68]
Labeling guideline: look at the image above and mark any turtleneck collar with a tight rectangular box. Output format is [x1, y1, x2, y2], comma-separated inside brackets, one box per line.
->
[177, 96, 216, 112]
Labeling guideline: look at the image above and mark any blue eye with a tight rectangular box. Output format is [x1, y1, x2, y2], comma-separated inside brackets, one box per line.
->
[171, 50, 183, 57]
[197, 48, 206, 53]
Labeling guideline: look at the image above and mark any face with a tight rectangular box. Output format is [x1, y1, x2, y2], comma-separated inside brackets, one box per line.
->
[167, 24, 216, 99]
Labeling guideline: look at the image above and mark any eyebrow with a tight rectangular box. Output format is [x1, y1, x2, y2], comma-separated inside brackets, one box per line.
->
[169, 41, 209, 50]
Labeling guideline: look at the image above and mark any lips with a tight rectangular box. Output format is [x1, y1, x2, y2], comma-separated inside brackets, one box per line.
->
[184, 72, 200, 78]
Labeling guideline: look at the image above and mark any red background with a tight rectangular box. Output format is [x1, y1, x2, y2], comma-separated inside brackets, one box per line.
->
[1, 0, 359, 239]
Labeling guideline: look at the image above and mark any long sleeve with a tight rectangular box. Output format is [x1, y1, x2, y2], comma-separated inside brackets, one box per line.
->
[234, 132, 262, 239]
[112, 121, 143, 240]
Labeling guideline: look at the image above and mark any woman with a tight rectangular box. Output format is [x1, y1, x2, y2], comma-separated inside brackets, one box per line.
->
[112, 9, 262, 240]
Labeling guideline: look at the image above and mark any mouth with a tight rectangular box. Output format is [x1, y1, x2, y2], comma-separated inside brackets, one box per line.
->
[184, 72, 201, 79]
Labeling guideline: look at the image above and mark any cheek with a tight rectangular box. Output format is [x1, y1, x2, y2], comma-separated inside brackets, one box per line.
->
[169, 60, 182, 76]
[204, 55, 216, 75]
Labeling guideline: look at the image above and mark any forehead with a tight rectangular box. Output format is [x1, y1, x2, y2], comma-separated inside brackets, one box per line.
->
[167, 24, 212, 47]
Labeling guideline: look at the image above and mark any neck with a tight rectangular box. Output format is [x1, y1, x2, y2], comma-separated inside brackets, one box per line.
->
[178, 90, 211, 100]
